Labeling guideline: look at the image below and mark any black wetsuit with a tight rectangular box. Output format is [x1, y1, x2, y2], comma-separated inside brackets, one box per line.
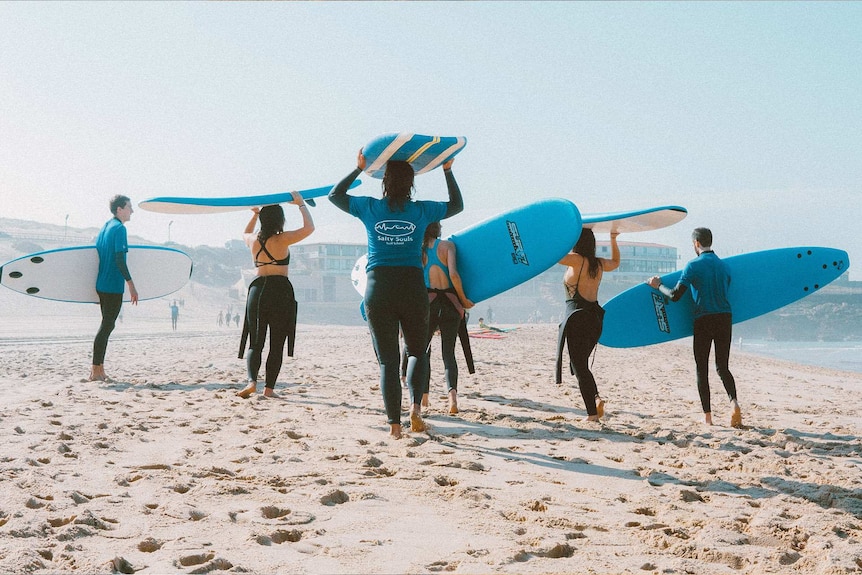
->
[238, 240, 297, 390]
[556, 260, 605, 417]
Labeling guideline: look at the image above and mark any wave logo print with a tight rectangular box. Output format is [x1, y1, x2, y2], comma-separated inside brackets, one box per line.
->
[506, 220, 528, 265]
[374, 220, 416, 238]
[651, 293, 670, 334]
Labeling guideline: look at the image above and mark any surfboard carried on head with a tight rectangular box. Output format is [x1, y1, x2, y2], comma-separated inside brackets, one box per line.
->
[362, 133, 467, 179]
[599, 246, 850, 348]
[581, 205, 688, 234]
[0, 245, 193, 304]
[137, 181, 361, 214]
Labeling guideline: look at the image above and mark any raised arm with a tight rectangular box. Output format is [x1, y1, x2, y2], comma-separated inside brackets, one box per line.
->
[442, 159, 463, 218]
[600, 232, 621, 271]
[243, 208, 260, 248]
[329, 149, 365, 213]
[280, 191, 315, 244]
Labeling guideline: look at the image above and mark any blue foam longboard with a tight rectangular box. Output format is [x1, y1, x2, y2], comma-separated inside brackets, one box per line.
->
[450, 198, 582, 303]
[600, 247, 850, 348]
[0, 245, 193, 303]
[582, 206, 687, 234]
[138, 181, 360, 214]
[363, 133, 467, 179]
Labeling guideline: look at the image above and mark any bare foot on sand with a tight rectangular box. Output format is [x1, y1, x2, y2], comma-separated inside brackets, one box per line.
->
[704, 412, 714, 425]
[730, 403, 743, 428]
[421, 393, 429, 408]
[237, 382, 256, 399]
[448, 390, 459, 414]
[389, 423, 402, 439]
[410, 407, 426, 432]
[596, 396, 605, 419]
[263, 388, 277, 398]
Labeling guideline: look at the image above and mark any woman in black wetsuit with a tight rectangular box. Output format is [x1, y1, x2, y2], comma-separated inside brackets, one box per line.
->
[237, 192, 314, 398]
[556, 228, 620, 421]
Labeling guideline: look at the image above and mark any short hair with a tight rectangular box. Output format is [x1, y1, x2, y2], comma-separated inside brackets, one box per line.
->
[692, 227, 713, 248]
[109, 195, 131, 215]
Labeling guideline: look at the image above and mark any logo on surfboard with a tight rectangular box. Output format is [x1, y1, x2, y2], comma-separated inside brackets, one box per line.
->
[651, 293, 670, 334]
[506, 221, 529, 265]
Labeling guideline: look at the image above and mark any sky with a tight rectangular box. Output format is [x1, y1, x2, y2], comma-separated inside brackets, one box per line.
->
[1, 2, 859, 279]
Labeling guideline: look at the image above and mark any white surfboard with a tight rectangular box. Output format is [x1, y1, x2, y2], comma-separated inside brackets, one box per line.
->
[1, 245, 193, 303]
[581, 206, 687, 234]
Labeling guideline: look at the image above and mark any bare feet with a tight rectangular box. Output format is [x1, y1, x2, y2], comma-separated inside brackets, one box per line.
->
[448, 390, 459, 414]
[389, 423, 402, 439]
[237, 382, 256, 399]
[730, 404, 743, 428]
[410, 407, 426, 432]
[421, 393, 429, 408]
[263, 388, 277, 398]
[595, 396, 605, 419]
[89, 365, 108, 382]
[586, 414, 600, 422]
[704, 412, 713, 425]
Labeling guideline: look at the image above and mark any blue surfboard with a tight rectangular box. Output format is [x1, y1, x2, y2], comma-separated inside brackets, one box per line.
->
[600, 247, 850, 348]
[582, 206, 687, 234]
[363, 133, 467, 179]
[450, 198, 582, 303]
[0, 245, 193, 304]
[138, 181, 361, 214]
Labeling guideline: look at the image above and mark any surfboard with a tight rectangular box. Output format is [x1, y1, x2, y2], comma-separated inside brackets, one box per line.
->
[451, 198, 582, 303]
[599, 247, 850, 348]
[0, 245, 193, 304]
[137, 181, 361, 214]
[362, 133, 467, 179]
[351, 254, 368, 296]
[581, 206, 688, 234]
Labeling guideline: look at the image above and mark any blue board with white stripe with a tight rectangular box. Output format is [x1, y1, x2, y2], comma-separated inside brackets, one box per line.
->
[362, 133, 467, 179]
[138, 181, 360, 214]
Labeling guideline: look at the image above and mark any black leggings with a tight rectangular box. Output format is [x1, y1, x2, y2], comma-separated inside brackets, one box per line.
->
[564, 306, 604, 416]
[246, 276, 295, 389]
[421, 293, 462, 395]
[93, 291, 123, 366]
[693, 313, 737, 413]
[365, 267, 429, 425]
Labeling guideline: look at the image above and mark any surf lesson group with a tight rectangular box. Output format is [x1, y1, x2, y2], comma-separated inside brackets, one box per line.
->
[2, 132, 849, 440]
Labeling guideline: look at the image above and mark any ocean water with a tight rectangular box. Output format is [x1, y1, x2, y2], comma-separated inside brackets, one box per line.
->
[738, 339, 862, 374]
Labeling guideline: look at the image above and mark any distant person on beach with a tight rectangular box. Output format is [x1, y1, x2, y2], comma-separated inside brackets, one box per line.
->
[217, 311, 223, 327]
[170, 301, 179, 331]
[236, 194, 314, 399]
[419, 221, 474, 415]
[556, 228, 620, 422]
[648, 227, 742, 428]
[234, 313, 240, 328]
[90, 194, 138, 382]
[329, 150, 463, 439]
[477, 318, 505, 332]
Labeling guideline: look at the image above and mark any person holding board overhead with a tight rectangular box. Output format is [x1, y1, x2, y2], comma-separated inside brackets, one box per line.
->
[556, 228, 620, 421]
[329, 150, 464, 439]
[236, 193, 314, 399]
[647, 227, 742, 428]
[90, 195, 138, 382]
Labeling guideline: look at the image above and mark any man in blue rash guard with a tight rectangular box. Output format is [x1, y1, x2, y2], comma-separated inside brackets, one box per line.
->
[647, 227, 742, 428]
[329, 150, 463, 439]
[90, 195, 138, 382]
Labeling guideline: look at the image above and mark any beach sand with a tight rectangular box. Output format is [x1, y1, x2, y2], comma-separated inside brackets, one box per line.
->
[1, 288, 861, 574]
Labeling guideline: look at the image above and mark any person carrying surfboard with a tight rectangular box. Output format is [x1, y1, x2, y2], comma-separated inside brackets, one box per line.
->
[556, 228, 620, 422]
[236, 193, 314, 399]
[329, 150, 464, 439]
[647, 227, 743, 428]
[419, 221, 474, 415]
[90, 195, 138, 382]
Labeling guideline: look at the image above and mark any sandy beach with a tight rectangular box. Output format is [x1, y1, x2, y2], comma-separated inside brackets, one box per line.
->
[1, 285, 861, 575]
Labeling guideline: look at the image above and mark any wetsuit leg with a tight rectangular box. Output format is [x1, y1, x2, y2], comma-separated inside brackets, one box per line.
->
[245, 281, 266, 383]
[711, 313, 737, 402]
[93, 291, 123, 365]
[438, 299, 462, 393]
[366, 268, 408, 424]
[420, 298, 442, 399]
[692, 315, 714, 413]
[263, 280, 294, 389]
[565, 311, 601, 416]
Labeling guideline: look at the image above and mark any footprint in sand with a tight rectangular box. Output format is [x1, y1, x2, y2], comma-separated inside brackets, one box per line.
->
[320, 490, 349, 506]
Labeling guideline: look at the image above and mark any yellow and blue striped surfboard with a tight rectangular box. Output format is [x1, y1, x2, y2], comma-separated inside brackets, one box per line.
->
[362, 133, 467, 179]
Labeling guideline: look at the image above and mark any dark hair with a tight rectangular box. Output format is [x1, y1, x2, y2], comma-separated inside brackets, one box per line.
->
[109, 195, 131, 215]
[422, 221, 442, 265]
[382, 161, 415, 211]
[258, 205, 285, 244]
[692, 227, 713, 248]
[574, 228, 600, 279]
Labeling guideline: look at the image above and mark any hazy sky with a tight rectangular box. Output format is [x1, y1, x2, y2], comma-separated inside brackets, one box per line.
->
[1, 2, 859, 279]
